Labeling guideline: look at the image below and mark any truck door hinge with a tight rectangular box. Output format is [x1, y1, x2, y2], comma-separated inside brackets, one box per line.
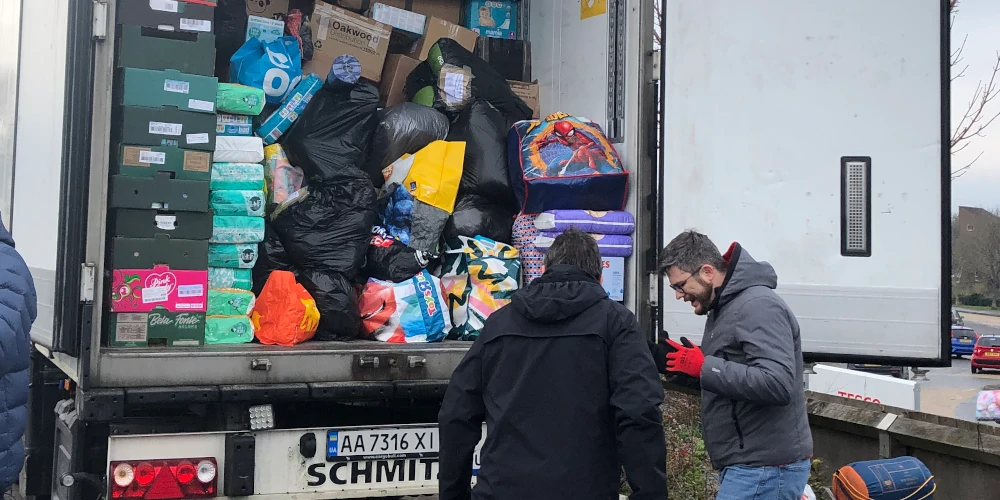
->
[651, 50, 661, 82]
[648, 273, 660, 306]
[80, 263, 96, 303]
[92, 0, 109, 40]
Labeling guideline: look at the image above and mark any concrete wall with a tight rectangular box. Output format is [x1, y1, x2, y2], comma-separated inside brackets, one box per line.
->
[807, 392, 1000, 499]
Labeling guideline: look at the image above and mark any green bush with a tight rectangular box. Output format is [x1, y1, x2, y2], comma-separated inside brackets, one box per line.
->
[959, 293, 993, 307]
[620, 390, 829, 499]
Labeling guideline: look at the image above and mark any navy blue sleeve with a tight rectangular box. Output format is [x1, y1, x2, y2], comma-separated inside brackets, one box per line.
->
[609, 309, 667, 500]
[438, 336, 485, 500]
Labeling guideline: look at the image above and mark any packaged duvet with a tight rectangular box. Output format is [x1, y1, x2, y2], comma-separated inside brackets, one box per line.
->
[210, 163, 265, 191]
[205, 316, 255, 344]
[214, 136, 265, 163]
[210, 190, 266, 217]
[211, 216, 265, 244]
[216, 83, 265, 116]
[209, 243, 260, 269]
[207, 288, 256, 316]
[209, 267, 253, 290]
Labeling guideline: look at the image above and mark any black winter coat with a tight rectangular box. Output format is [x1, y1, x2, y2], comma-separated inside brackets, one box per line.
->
[438, 265, 667, 500]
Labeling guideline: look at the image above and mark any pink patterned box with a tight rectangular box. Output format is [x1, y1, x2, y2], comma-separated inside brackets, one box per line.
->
[111, 265, 208, 313]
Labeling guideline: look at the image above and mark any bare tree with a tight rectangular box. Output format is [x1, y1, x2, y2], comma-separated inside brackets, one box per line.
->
[951, 0, 1000, 179]
[955, 209, 1000, 305]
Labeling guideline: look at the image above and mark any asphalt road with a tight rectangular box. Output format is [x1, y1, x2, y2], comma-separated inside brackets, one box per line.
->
[916, 313, 1000, 422]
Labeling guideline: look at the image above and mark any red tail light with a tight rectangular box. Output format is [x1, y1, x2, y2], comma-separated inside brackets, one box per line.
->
[110, 458, 217, 499]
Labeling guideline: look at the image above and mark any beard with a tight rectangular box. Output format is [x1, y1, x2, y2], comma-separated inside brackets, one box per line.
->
[690, 277, 715, 316]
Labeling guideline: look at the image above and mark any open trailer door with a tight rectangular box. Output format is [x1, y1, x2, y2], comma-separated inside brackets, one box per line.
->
[659, 0, 951, 366]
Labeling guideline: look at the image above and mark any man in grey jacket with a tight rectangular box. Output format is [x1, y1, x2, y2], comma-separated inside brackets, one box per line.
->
[657, 230, 812, 500]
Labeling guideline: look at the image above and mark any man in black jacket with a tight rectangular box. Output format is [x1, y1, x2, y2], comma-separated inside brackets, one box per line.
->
[438, 228, 667, 500]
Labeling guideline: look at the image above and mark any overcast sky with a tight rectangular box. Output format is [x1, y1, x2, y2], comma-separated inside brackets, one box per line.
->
[951, 1, 1000, 212]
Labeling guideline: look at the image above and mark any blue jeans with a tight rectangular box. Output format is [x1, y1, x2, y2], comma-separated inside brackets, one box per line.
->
[716, 459, 811, 500]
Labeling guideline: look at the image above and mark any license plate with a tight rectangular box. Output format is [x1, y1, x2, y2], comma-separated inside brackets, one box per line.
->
[986, 352, 1000, 357]
[327, 427, 439, 462]
[961, 339, 972, 343]
[288, 425, 484, 494]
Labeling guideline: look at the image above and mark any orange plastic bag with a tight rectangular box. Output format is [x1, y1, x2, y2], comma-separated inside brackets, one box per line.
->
[251, 271, 320, 346]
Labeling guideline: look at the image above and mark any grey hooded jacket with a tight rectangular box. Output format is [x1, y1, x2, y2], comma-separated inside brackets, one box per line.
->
[697, 243, 812, 469]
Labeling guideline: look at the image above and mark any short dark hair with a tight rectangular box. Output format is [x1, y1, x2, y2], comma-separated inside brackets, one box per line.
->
[659, 230, 727, 275]
[543, 228, 602, 280]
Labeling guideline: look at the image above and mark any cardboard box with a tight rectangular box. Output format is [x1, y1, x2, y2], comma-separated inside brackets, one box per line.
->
[412, 17, 478, 61]
[114, 145, 212, 181]
[117, 106, 218, 152]
[217, 114, 254, 136]
[370, 3, 426, 35]
[304, 2, 391, 82]
[508, 80, 539, 119]
[246, 15, 285, 43]
[112, 209, 215, 240]
[245, 0, 288, 19]
[370, 2, 425, 54]
[465, 0, 517, 39]
[380, 54, 421, 106]
[117, 68, 219, 114]
[111, 172, 210, 212]
[108, 311, 207, 347]
[117, 25, 216, 77]
[110, 265, 209, 313]
[117, 0, 215, 34]
[332, 0, 461, 24]
[112, 234, 209, 270]
[476, 38, 530, 81]
[602, 257, 625, 302]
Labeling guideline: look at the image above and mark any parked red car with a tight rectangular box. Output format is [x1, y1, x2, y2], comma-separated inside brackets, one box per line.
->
[971, 335, 1000, 373]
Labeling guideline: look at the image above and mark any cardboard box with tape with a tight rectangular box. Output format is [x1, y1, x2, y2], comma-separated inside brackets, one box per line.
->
[412, 17, 478, 61]
[305, 2, 391, 82]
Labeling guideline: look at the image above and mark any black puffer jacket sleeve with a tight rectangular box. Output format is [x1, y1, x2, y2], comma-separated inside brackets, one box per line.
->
[610, 308, 667, 499]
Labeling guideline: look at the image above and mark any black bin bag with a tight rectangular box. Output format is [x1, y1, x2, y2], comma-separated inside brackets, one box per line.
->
[365, 225, 437, 283]
[404, 39, 532, 126]
[447, 100, 518, 213]
[280, 79, 380, 183]
[214, 0, 248, 80]
[271, 179, 378, 339]
[443, 194, 515, 245]
[365, 103, 450, 188]
[252, 221, 294, 296]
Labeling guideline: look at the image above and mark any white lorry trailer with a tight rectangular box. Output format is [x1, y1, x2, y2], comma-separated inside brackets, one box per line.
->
[0, 0, 951, 498]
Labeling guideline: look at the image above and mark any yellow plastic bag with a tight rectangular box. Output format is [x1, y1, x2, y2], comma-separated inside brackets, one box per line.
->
[382, 140, 465, 214]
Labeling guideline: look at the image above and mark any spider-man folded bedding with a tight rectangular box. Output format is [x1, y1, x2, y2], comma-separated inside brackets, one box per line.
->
[507, 112, 629, 214]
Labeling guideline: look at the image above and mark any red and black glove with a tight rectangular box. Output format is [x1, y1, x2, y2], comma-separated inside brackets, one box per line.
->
[665, 337, 705, 379]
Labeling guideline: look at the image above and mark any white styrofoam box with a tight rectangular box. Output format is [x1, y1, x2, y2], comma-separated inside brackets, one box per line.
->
[807, 364, 919, 410]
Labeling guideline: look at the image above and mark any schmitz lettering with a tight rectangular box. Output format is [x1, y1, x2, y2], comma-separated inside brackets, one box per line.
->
[307, 458, 439, 487]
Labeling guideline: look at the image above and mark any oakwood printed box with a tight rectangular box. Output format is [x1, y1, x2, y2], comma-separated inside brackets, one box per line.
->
[109, 312, 207, 347]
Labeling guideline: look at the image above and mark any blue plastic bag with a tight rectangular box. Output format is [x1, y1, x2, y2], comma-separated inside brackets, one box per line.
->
[229, 36, 302, 105]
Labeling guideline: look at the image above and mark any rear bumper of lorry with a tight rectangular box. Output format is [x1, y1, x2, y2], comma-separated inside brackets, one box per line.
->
[87, 341, 471, 388]
[104, 424, 484, 500]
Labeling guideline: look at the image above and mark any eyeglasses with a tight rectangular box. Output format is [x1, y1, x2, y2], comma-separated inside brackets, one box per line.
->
[669, 274, 693, 292]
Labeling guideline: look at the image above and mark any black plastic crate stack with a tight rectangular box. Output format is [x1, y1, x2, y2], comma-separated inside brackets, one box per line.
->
[106, 0, 219, 348]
